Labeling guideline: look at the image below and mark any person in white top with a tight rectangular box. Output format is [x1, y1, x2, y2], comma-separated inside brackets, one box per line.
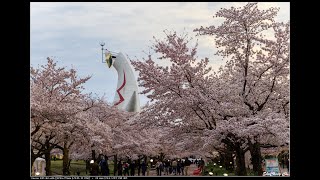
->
[156, 161, 163, 176]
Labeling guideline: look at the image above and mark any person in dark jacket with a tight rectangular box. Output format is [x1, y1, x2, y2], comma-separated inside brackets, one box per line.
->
[99, 158, 109, 176]
[141, 160, 147, 176]
[85, 159, 90, 174]
[184, 158, 191, 175]
[180, 160, 185, 175]
[130, 161, 136, 176]
[136, 160, 141, 176]
[177, 160, 181, 175]
[199, 158, 205, 172]
[117, 161, 123, 176]
[164, 160, 170, 175]
[90, 160, 100, 176]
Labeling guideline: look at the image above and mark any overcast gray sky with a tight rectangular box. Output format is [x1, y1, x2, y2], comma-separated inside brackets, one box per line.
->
[31, 2, 289, 106]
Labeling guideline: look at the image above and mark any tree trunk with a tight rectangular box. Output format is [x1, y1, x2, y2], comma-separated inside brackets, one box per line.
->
[44, 150, 51, 175]
[235, 143, 247, 176]
[144, 155, 147, 163]
[159, 152, 165, 161]
[114, 154, 117, 176]
[31, 154, 36, 171]
[223, 150, 234, 172]
[62, 145, 70, 175]
[250, 141, 263, 176]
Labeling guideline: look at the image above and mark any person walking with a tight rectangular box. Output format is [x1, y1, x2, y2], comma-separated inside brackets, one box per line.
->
[117, 161, 123, 176]
[164, 160, 170, 175]
[180, 160, 185, 175]
[136, 160, 141, 176]
[141, 160, 147, 176]
[184, 157, 191, 176]
[130, 161, 136, 176]
[123, 161, 130, 176]
[90, 160, 100, 176]
[99, 158, 109, 176]
[85, 158, 90, 175]
[177, 160, 181, 175]
[156, 160, 163, 176]
[172, 159, 177, 175]
[199, 158, 205, 173]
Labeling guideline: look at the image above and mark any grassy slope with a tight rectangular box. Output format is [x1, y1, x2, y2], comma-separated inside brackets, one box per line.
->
[51, 159, 115, 176]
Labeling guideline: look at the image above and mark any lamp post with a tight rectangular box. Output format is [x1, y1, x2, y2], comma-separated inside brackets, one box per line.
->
[150, 158, 153, 168]
[99, 42, 105, 63]
[148, 158, 153, 176]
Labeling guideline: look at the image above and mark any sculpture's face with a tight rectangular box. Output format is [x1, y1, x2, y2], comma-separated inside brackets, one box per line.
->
[105, 52, 113, 68]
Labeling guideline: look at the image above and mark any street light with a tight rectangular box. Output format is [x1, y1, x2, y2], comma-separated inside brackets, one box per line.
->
[219, 166, 222, 168]
[150, 159, 153, 170]
[90, 160, 94, 164]
[99, 42, 105, 63]
[230, 161, 232, 164]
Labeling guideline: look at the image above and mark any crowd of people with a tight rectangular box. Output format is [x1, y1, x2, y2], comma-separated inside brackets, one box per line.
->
[85, 156, 205, 176]
[154, 158, 190, 176]
[86, 157, 110, 176]
[86, 158, 148, 176]
[74, 154, 290, 176]
[154, 157, 205, 176]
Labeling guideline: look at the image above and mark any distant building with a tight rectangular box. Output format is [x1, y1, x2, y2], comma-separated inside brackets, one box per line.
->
[51, 148, 63, 159]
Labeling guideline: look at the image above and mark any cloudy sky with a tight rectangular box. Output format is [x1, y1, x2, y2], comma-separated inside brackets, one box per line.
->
[30, 2, 289, 106]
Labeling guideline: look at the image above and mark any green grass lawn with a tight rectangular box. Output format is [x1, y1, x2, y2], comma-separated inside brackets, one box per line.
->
[203, 164, 233, 176]
[51, 159, 115, 176]
[203, 163, 255, 176]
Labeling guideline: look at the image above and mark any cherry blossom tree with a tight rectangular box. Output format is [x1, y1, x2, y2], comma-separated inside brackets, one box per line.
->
[194, 2, 289, 175]
[131, 2, 289, 176]
[31, 58, 166, 176]
[131, 30, 220, 129]
[31, 57, 96, 175]
[130, 31, 227, 168]
[32, 59, 117, 175]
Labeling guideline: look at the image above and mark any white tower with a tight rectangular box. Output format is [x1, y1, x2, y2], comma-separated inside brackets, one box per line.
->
[105, 51, 140, 112]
